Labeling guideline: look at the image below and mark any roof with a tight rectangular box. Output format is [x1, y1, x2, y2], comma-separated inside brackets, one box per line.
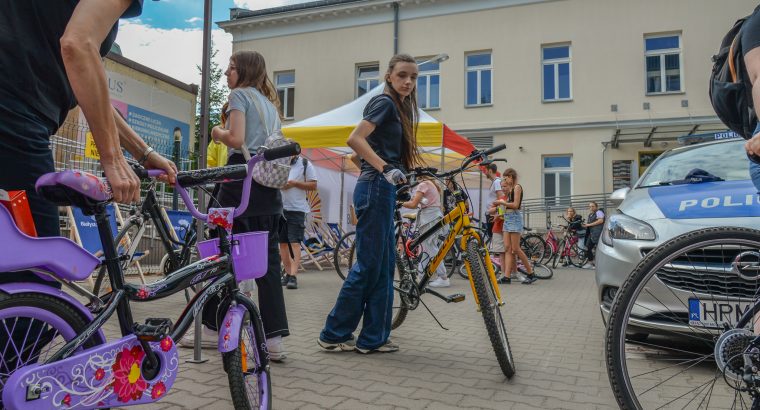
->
[229, 0, 367, 20]
[105, 52, 199, 95]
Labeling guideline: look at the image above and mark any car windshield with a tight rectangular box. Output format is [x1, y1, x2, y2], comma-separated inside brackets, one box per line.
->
[637, 140, 749, 188]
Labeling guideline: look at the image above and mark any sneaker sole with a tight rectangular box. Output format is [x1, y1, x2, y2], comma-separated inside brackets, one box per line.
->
[286, 285, 298, 289]
[317, 339, 355, 352]
[356, 347, 399, 354]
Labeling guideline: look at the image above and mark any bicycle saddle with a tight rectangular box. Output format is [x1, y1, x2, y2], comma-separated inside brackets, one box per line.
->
[36, 170, 111, 209]
[0, 205, 99, 281]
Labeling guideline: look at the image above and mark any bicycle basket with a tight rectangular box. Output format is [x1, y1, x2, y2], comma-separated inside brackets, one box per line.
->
[197, 231, 268, 281]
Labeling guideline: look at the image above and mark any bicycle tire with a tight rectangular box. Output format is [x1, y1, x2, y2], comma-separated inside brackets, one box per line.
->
[391, 249, 411, 330]
[521, 233, 546, 263]
[0, 293, 104, 408]
[332, 231, 356, 281]
[465, 238, 515, 378]
[223, 311, 272, 410]
[605, 227, 760, 409]
[533, 262, 553, 279]
[568, 243, 587, 268]
[551, 239, 565, 269]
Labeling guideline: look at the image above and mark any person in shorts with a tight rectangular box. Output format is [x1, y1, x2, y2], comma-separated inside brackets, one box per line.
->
[279, 153, 318, 289]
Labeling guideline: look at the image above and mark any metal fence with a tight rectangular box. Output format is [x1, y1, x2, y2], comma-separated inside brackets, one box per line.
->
[521, 193, 612, 232]
[52, 122, 198, 275]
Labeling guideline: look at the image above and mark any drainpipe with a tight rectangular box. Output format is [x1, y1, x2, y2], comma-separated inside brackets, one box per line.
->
[393, 2, 399, 54]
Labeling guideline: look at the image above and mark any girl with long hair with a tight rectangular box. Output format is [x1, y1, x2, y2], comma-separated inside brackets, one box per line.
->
[494, 168, 538, 285]
[319, 54, 422, 354]
[206, 50, 290, 360]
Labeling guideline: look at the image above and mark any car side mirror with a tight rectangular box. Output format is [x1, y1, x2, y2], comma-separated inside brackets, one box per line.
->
[609, 187, 630, 202]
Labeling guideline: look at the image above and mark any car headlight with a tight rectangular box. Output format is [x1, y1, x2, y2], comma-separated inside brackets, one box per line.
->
[601, 213, 656, 246]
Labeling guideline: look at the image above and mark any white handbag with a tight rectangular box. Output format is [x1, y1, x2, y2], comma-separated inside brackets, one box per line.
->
[241, 89, 291, 189]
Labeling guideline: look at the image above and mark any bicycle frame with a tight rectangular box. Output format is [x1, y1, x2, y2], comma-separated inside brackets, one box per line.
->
[405, 194, 504, 307]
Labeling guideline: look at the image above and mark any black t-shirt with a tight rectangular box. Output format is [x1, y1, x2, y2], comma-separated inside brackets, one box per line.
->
[742, 5, 760, 57]
[217, 153, 283, 217]
[360, 94, 404, 176]
[0, 0, 143, 152]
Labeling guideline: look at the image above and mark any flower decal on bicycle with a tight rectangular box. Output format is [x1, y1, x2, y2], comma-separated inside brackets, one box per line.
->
[151, 381, 167, 400]
[95, 367, 106, 381]
[160, 336, 173, 352]
[111, 345, 148, 403]
[207, 207, 234, 234]
[136, 287, 149, 300]
[62, 393, 71, 407]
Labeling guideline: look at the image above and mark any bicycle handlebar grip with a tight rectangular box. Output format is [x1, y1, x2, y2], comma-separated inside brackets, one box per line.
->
[482, 144, 507, 157]
[263, 143, 301, 161]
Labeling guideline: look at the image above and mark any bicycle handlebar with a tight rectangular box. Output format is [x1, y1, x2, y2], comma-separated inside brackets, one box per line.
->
[137, 143, 301, 222]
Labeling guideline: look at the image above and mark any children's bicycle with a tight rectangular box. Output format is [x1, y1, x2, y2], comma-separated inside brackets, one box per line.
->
[0, 143, 300, 409]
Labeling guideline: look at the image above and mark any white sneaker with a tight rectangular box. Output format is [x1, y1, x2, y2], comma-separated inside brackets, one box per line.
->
[515, 272, 527, 282]
[582, 263, 595, 269]
[266, 336, 287, 362]
[179, 325, 218, 349]
[428, 277, 451, 288]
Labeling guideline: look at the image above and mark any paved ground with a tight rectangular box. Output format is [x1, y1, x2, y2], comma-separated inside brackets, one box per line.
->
[101, 266, 616, 409]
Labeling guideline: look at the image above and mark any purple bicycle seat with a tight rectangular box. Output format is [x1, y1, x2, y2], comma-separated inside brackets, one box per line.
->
[36, 170, 111, 206]
[0, 204, 100, 281]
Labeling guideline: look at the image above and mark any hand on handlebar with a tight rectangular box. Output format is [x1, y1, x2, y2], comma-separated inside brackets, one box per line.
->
[102, 155, 141, 203]
[142, 151, 178, 184]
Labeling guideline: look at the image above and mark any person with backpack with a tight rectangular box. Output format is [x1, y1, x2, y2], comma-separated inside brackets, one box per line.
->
[582, 201, 605, 270]
[318, 54, 422, 354]
[279, 153, 318, 290]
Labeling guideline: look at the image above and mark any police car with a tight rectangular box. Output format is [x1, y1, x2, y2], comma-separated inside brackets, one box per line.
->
[596, 138, 759, 336]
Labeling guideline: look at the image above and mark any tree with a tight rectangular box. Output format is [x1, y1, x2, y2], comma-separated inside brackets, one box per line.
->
[192, 45, 228, 168]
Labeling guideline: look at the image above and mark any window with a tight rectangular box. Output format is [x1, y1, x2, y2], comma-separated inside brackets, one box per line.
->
[356, 65, 379, 97]
[275, 71, 295, 119]
[645, 34, 682, 94]
[543, 155, 572, 203]
[465, 52, 492, 106]
[542, 45, 571, 101]
[417, 59, 440, 109]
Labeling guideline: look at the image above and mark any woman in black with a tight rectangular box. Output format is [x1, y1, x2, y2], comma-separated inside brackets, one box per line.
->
[582, 201, 605, 269]
[319, 54, 422, 354]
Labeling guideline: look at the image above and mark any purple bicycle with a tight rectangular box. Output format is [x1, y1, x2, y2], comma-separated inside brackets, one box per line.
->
[0, 143, 299, 409]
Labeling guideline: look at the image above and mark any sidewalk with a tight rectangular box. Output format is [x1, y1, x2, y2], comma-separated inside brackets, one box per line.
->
[108, 266, 615, 409]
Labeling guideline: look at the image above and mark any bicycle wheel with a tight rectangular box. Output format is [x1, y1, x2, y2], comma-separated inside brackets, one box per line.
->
[465, 238, 515, 378]
[521, 234, 546, 263]
[532, 262, 553, 280]
[332, 231, 356, 281]
[568, 243, 588, 268]
[551, 240, 565, 269]
[605, 227, 760, 409]
[223, 312, 272, 410]
[0, 292, 104, 408]
[391, 249, 412, 330]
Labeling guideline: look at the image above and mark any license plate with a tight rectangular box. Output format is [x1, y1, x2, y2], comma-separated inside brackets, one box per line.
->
[688, 298, 753, 328]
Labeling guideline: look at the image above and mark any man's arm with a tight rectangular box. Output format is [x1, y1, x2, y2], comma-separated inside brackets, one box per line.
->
[61, 0, 140, 202]
[744, 48, 760, 156]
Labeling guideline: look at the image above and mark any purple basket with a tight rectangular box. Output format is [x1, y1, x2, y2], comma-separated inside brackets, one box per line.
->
[197, 232, 268, 281]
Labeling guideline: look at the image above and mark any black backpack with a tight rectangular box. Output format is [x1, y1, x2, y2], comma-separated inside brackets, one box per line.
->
[709, 13, 757, 139]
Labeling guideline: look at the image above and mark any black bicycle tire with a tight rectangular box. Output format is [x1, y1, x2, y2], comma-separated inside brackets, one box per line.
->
[223, 312, 272, 410]
[604, 226, 760, 410]
[521, 234, 546, 263]
[551, 239, 564, 269]
[391, 249, 410, 330]
[332, 231, 356, 281]
[465, 238, 515, 378]
[568, 242, 587, 268]
[0, 293, 104, 408]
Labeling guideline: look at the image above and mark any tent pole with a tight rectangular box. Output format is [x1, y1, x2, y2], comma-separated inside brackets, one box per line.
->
[339, 155, 346, 232]
[478, 171, 483, 223]
[440, 145, 445, 172]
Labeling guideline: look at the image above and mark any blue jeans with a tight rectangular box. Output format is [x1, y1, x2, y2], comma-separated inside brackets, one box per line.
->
[320, 174, 396, 349]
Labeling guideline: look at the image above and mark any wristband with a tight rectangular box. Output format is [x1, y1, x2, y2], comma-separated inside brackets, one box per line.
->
[138, 146, 155, 166]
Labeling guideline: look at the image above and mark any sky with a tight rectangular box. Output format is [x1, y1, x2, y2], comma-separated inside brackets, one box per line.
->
[116, 0, 311, 87]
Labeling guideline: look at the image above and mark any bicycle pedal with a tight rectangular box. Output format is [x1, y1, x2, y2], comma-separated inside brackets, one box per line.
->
[134, 318, 173, 342]
[446, 293, 466, 303]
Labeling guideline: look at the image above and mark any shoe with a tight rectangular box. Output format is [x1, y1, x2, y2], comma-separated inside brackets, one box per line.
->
[582, 263, 595, 269]
[515, 272, 526, 282]
[286, 275, 298, 289]
[179, 325, 218, 349]
[497, 276, 511, 284]
[281, 273, 289, 286]
[428, 277, 450, 288]
[522, 274, 538, 285]
[267, 336, 287, 362]
[318, 337, 356, 352]
[356, 339, 399, 354]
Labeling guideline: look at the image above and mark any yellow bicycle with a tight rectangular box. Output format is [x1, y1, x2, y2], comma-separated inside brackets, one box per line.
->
[392, 144, 515, 378]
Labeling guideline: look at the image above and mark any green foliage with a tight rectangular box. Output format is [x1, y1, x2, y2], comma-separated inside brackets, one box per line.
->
[192, 45, 229, 169]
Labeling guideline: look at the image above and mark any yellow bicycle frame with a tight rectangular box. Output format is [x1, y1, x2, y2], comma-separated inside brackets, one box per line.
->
[417, 198, 504, 308]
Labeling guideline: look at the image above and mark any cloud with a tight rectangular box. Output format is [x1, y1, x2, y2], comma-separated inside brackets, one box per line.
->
[233, 0, 309, 11]
[185, 17, 202, 23]
[116, 21, 232, 88]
